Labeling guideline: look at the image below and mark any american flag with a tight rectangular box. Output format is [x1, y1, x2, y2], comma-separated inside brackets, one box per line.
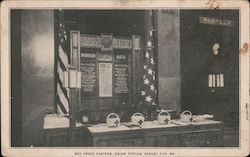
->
[55, 10, 70, 114]
[140, 11, 158, 110]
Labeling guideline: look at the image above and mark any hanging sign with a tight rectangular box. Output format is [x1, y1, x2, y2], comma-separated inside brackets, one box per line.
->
[199, 16, 233, 27]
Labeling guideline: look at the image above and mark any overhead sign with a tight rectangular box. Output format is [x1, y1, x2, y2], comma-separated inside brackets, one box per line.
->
[80, 35, 101, 48]
[199, 16, 233, 27]
[113, 38, 132, 50]
[80, 34, 133, 50]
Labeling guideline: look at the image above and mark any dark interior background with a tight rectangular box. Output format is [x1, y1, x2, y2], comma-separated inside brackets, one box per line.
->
[64, 10, 145, 37]
[180, 10, 239, 129]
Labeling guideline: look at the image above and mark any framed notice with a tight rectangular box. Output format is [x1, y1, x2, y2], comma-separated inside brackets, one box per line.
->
[99, 63, 112, 97]
[80, 62, 97, 96]
[114, 63, 129, 95]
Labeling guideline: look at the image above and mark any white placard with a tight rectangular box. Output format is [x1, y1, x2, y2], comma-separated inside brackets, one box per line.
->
[217, 74, 220, 87]
[212, 74, 216, 87]
[220, 74, 224, 87]
[208, 74, 212, 87]
[99, 63, 112, 97]
[69, 70, 77, 88]
[63, 71, 69, 88]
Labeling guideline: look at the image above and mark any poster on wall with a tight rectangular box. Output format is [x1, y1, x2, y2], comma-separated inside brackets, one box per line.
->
[99, 63, 112, 97]
[81, 62, 97, 96]
[114, 63, 129, 95]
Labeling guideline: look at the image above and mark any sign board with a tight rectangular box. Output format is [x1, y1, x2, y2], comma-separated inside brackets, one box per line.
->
[80, 34, 133, 50]
[113, 38, 132, 50]
[81, 62, 97, 95]
[81, 52, 96, 59]
[114, 64, 129, 94]
[80, 35, 101, 48]
[199, 16, 233, 27]
[99, 63, 113, 97]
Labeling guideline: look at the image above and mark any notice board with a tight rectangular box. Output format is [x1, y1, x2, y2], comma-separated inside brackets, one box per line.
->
[99, 63, 113, 97]
[81, 62, 97, 96]
[114, 63, 129, 95]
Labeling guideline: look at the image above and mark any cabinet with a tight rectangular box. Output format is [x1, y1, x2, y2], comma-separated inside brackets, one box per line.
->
[43, 114, 86, 147]
[85, 120, 223, 147]
[44, 115, 223, 147]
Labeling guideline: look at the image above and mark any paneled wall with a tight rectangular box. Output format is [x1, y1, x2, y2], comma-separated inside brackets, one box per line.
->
[157, 10, 181, 112]
[21, 10, 54, 146]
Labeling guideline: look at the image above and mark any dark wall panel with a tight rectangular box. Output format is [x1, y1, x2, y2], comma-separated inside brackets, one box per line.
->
[21, 10, 54, 146]
[157, 10, 181, 112]
[11, 10, 22, 147]
[180, 10, 239, 128]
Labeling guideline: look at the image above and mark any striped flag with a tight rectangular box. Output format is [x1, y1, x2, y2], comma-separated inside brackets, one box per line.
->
[140, 11, 158, 111]
[56, 10, 70, 114]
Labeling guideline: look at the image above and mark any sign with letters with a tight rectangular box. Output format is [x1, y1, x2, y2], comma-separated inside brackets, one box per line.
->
[80, 34, 133, 50]
[113, 38, 132, 50]
[199, 16, 233, 27]
[114, 64, 129, 94]
[81, 62, 97, 95]
[80, 35, 101, 48]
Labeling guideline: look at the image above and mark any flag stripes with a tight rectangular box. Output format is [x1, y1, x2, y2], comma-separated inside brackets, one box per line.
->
[56, 10, 70, 114]
[56, 71, 69, 101]
[56, 94, 68, 114]
[59, 45, 69, 69]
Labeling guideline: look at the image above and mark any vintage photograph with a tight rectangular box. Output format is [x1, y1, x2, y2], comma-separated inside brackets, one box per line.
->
[1, 0, 249, 157]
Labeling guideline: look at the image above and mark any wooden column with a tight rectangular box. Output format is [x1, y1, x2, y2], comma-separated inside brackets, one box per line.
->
[69, 30, 81, 146]
[132, 35, 141, 104]
[157, 10, 181, 113]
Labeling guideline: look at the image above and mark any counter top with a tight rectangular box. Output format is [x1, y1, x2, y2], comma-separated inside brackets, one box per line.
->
[44, 114, 222, 132]
[86, 119, 222, 133]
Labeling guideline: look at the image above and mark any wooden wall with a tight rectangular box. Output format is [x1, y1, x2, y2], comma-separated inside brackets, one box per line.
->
[157, 10, 181, 113]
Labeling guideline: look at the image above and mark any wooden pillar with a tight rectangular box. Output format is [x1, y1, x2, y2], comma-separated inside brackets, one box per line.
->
[157, 10, 181, 113]
[132, 35, 141, 104]
[69, 30, 81, 146]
